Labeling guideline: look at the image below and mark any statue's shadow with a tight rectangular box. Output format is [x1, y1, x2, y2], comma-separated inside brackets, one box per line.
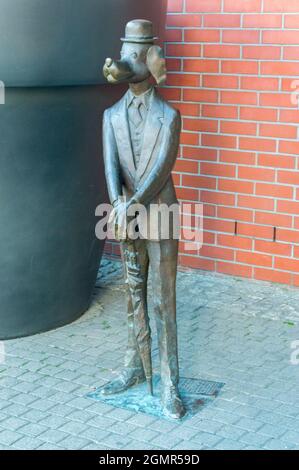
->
[87, 375, 225, 421]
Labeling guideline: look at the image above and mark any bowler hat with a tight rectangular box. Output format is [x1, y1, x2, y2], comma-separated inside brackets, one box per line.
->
[121, 19, 157, 44]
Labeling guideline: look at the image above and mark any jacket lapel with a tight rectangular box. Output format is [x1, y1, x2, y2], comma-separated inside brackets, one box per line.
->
[136, 91, 164, 181]
[111, 93, 136, 179]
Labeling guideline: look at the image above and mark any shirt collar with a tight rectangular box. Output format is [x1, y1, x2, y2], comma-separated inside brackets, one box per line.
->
[126, 86, 154, 110]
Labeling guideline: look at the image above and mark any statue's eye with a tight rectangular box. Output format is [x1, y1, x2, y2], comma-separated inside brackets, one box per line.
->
[131, 52, 138, 59]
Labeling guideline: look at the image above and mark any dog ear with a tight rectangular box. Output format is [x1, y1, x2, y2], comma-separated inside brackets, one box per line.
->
[146, 45, 167, 86]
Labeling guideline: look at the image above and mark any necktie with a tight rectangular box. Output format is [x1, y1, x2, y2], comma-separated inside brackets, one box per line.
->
[129, 97, 144, 127]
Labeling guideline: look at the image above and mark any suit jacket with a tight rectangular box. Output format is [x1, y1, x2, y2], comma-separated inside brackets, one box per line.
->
[103, 88, 181, 240]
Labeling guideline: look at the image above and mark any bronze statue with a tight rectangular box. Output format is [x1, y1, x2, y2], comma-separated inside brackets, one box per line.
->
[101, 19, 185, 420]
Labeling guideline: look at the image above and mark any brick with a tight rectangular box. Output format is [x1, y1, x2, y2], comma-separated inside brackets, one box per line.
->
[255, 183, 293, 199]
[279, 140, 299, 155]
[168, 0, 183, 12]
[183, 89, 218, 103]
[184, 118, 218, 132]
[202, 133, 237, 149]
[217, 261, 253, 278]
[184, 29, 220, 43]
[241, 77, 279, 91]
[283, 46, 299, 61]
[204, 14, 241, 27]
[264, 0, 299, 12]
[165, 58, 182, 71]
[179, 254, 215, 271]
[174, 159, 199, 173]
[255, 212, 292, 228]
[221, 91, 257, 105]
[218, 206, 253, 222]
[220, 150, 255, 165]
[258, 154, 295, 169]
[261, 62, 299, 77]
[203, 75, 238, 89]
[260, 124, 297, 139]
[255, 268, 292, 285]
[236, 251, 272, 267]
[186, 0, 221, 13]
[176, 187, 199, 201]
[172, 173, 181, 185]
[200, 245, 235, 261]
[184, 59, 219, 73]
[280, 109, 299, 124]
[278, 170, 299, 185]
[239, 137, 276, 152]
[221, 120, 257, 136]
[223, 30, 260, 44]
[260, 92, 296, 108]
[204, 44, 240, 58]
[237, 222, 274, 239]
[174, 102, 200, 116]
[284, 15, 299, 28]
[167, 73, 199, 87]
[277, 200, 299, 214]
[240, 106, 277, 122]
[167, 43, 201, 57]
[222, 60, 259, 74]
[243, 14, 282, 28]
[218, 234, 253, 250]
[202, 104, 238, 119]
[182, 146, 217, 161]
[281, 78, 299, 93]
[275, 257, 299, 273]
[203, 204, 217, 217]
[224, 0, 262, 12]
[218, 179, 254, 194]
[238, 194, 275, 210]
[165, 29, 183, 42]
[182, 175, 216, 189]
[255, 240, 292, 257]
[159, 87, 181, 101]
[243, 46, 281, 60]
[263, 30, 299, 45]
[276, 229, 299, 244]
[180, 132, 198, 145]
[201, 190, 236, 206]
[167, 14, 202, 27]
[201, 162, 236, 177]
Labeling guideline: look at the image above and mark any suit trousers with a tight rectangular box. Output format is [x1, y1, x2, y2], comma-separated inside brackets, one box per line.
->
[121, 238, 180, 391]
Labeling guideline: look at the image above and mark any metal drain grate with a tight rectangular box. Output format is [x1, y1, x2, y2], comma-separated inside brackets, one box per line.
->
[180, 377, 225, 397]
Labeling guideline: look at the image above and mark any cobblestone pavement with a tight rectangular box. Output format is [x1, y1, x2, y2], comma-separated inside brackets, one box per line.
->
[1, 258, 299, 450]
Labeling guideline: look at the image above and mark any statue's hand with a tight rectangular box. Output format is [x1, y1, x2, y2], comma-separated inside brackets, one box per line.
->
[109, 201, 129, 241]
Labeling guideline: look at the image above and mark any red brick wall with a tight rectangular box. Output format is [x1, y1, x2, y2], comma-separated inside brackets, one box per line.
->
[105, 0, 299, 286]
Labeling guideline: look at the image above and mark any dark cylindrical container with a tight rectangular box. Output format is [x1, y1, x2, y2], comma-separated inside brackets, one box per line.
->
[0, 0, 166, 339]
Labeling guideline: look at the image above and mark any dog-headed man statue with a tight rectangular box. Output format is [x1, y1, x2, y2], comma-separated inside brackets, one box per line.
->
[101, 19, 185, 420]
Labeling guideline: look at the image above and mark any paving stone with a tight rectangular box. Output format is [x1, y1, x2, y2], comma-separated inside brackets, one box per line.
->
[55, 435, 92, 450]
[58, 420, 88, 436]
[0, 258, 299, 450]
[13, 436, 45, 450]
[18, 422, 49, 438]
[39, 428, 69, 444]
[0, 430, 22, 446]
[0, 416, 28, 432]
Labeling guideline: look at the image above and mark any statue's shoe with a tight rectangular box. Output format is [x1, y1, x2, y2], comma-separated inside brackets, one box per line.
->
[100, 369, 145, 395]
[162, 386, 186, 420]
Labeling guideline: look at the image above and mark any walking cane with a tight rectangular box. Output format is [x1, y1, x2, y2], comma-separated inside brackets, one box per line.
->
[124, 238, 153, 396]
